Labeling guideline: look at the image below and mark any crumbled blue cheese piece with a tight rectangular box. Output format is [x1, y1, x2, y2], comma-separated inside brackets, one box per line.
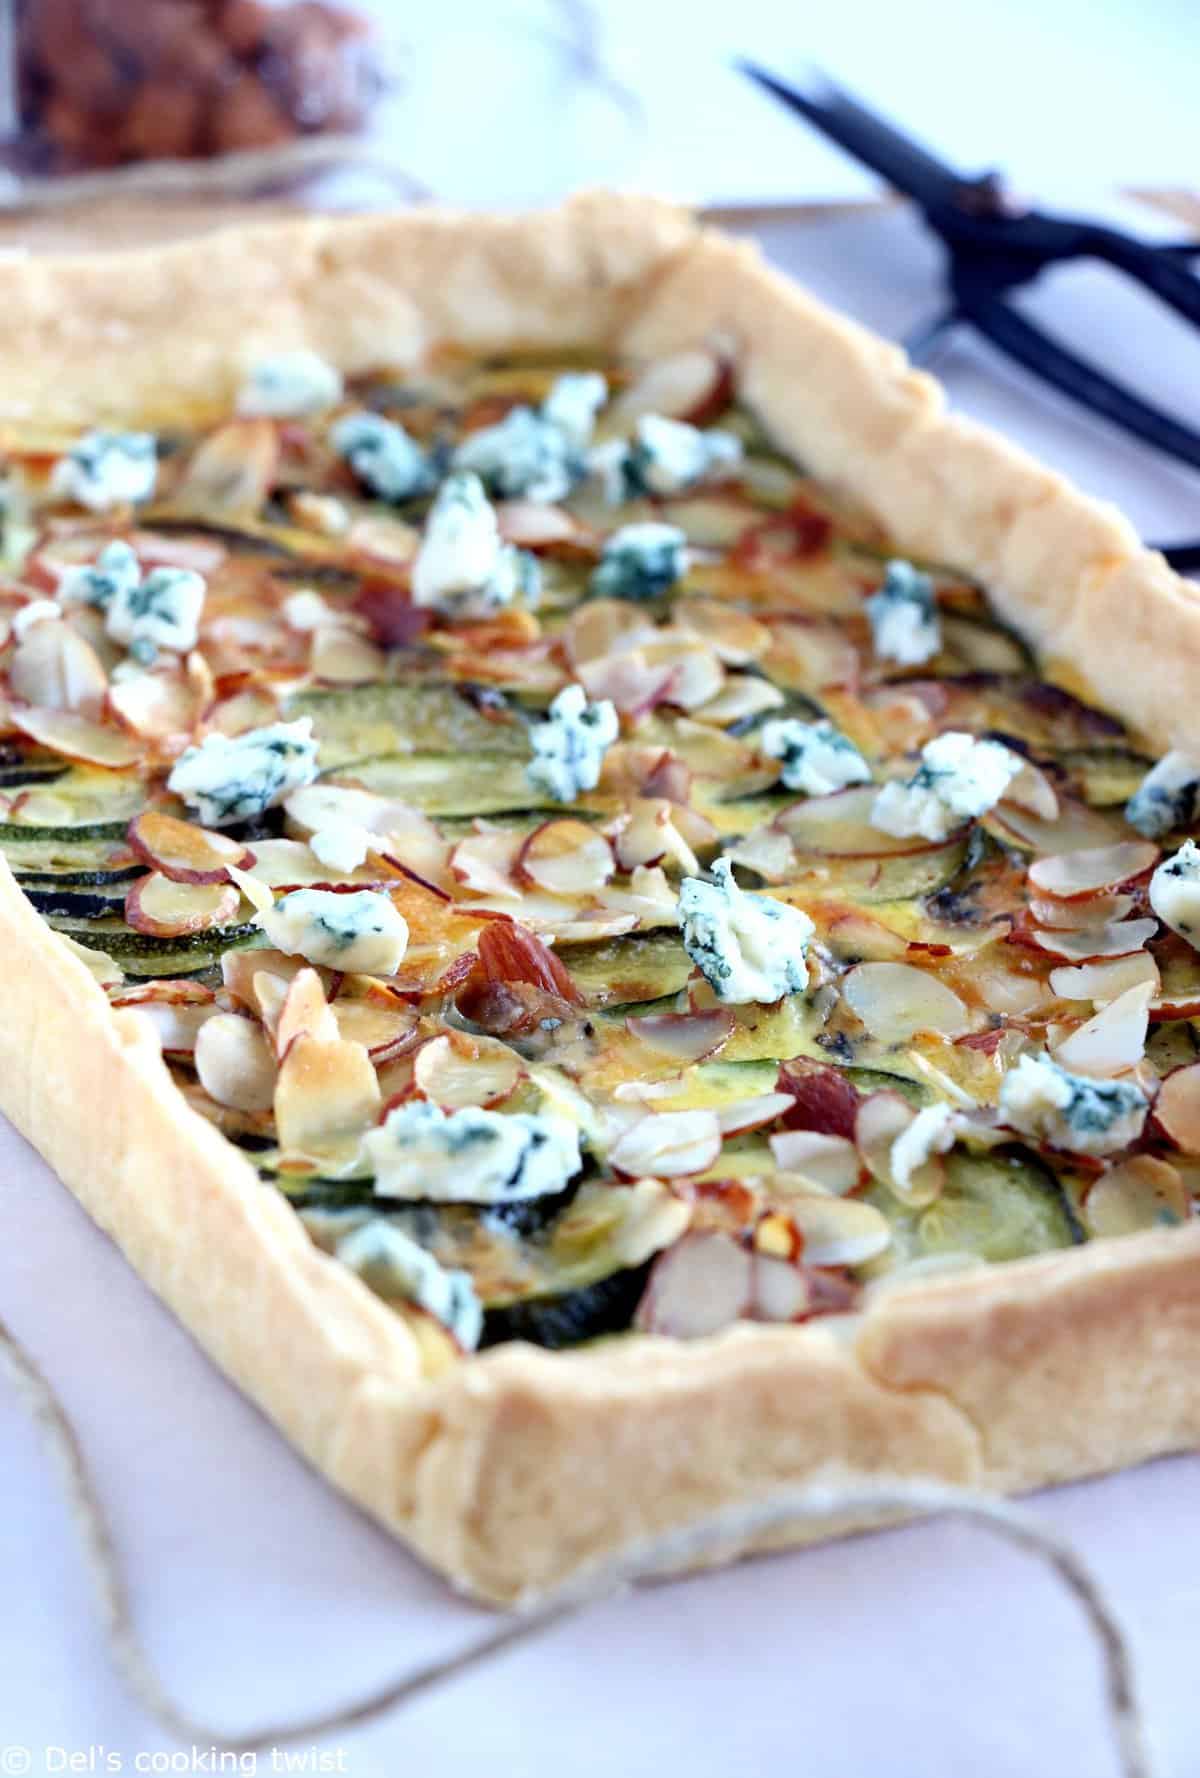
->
[590, 413, 743, 504]
[309, 821, 374, 874]
[411, 471, 538, 617]
[167, 718, 319, 825]
[452, 407, 579, 503]
[1149, 839, 1200, 944]
[58, 538, 141, 611]
[236, 349, 343, 418]
[759, 717, 872, 796]
[526, 682, 619, 804]
[363, 1101, 582, 1204]
[998, 1053, 1148, 1156]
[871, 731, 1022, 842]
[329, 411, 433, 503]
[590, 521, 688, 601]
[334, 1220, 482, 1350]
[259, 887, 408, 974]
[866, 559, 941, 666]
[541, 370, 608, 447]
[106, 566, 206, 662]
[678, 857, 814, 1004]
[50, 431, 157, 512]
[891, 1104, 965, 1191]
[1126, 751, 1200, 838]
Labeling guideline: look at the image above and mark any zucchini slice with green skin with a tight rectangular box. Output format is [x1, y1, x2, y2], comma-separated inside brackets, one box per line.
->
[325, 753, 551, 818]
[3, 833, 141, 878]
[1057, 745, 1155, 808]
[287, 682, 530, 770]
[46, 913, 264, 959]
[939, 611, 1035, 676]
[768, 835, 970, 908]
[23, 880, 132, 917]
[866, 1145, 1084, 1270]
[562, 929, 694, 1009]
[0, 767, 163, 839]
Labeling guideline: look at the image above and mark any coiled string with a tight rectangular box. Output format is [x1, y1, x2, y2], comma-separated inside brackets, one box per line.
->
[0, 1311, 1153, 1778]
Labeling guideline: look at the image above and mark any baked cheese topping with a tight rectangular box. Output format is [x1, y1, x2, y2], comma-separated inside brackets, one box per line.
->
[3, 343, 1192, 1359]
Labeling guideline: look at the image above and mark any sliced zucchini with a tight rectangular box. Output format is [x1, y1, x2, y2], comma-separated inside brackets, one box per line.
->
[1146, 1020, 1200, 1076]
[939, 611, 1035, 675]
[770, 835, 970, 907]
[327, 753, 553, 818]
[867, 1145, 1084, 1269]
[562, 929, 693, 1009]
[22, 879, 132, 917]
[844, 1066, 933, 1107]
[0, 767, 159, 838]
[2, 833, 139, 877]
[46, 913, 263, 959]
[286, 682, 530, 769]
[1057, 745, 1153, 808]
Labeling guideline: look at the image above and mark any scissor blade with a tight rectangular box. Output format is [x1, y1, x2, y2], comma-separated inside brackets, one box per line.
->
[737, 61, 971, 213]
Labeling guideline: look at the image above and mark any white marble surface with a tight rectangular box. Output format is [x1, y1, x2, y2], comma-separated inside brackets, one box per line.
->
[5, 7, 1200, 1774]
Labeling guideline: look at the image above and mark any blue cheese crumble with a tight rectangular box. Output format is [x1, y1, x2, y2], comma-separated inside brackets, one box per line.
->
[259, 887, 408, 974]
[309, 821, 374, 874]
[590, 413, 743, 504]
[759, 716, 872, 796]
[871, 731, 1021, 842]
[335, 1220, 482, 1350]
[58, 538, 141, 611]
[891, 1104, 965, 1191]
[998, 1053, 1148, 1157]
[1126, 751, 1200, 838]
[236, 350, 343, 418]
[526, 682, 619, 803]
[866, 559, 941, 666]
[590, 521, 688, 601]
[363, 1101, 582, 1204]
[106, 566, 206, 661]
[452, 406, 579, 503]
[678, 857, 814, 1004]
[167, 718, 319, 825]
[1149, 839, 1200, 944]
[329, 411, 434, 503]
[412, 471, 538, 617]
[50, 431, 157, 512]
[541, 370, 608, 447]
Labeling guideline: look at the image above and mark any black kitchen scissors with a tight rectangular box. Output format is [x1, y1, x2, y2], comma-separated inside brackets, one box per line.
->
[740, 62, 1200, 570]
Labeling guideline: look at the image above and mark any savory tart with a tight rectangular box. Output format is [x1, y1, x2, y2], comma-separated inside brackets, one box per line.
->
[2, 194, 1199, 1604]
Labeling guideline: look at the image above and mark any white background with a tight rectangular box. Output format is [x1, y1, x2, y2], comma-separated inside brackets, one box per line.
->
[4, 4, 1200, 1775]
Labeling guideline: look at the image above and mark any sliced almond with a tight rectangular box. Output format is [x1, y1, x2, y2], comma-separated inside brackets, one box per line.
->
[694, 676, 787, 728]
[640, 633, 725, 710]
[173, 418, 279, 517]
[716, 1092, 795, 1137]
[412, 1031, 523, 1109]
[1029, 918, 1157, 962]
[128, 809, 252, 885]
[786, 1192, 892, 1266]
[1028, 840, 1159, 899]
[9, 620, 107, 716]
[195, 1012, 277, 1111]
[611, 349, 726, 425]
[723, 825, 798, 884]
[1153, 1062, 1200, 1154]
[9, 704, 143, 768]
[576, 649, 674, 718]
[768, 1129, 862, 1193]
[562, 598, 657, 669]
[634, 1230, 753, 1338]
[309, 625, 388, 685]
[609, 1108, 722, 1178]
[989, 797, 1124, 856]
[1084, 1154, 1188, 1238]
[1029, 892, 1134, 931]
[516, 819, 615, 897]
[448, 828, 523, 899]
[1050, 980, 1155, 1077]
[625, 1007, 735, 1063]
[611, 1178, 693, 1267]
[1049, 952, 1160, 1004]
[275, 965, 339, 1056]
[274, 1033, 381, 1154]
[124, 872, 241, 937]
[329, 997, 420, 1062]
[778, 785, 954, 857]
[674, 598, 771, 664]
[854, 1091, 943, 1207]
[496, 500, 587, 547]
[108, 664, 206, 742]
[842, 962, 970, 1042]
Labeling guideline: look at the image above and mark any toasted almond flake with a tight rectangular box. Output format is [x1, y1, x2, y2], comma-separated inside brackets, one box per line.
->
[989, 797, 1124, 856]
[612, 797, 703, 875]
[346, 513, 421, 566]
[195, 1012, 277, 1111]
[275, 965, 339, 1056]
[786, 1193, 891, 1266]
[763, 619, 859, 692]
[768, 1129, 862, 1193]
[412, 1031, 524, 1109]
[496, 500, 587, 547]
[9, 619, 108, 716]
[9, 704, 143, 768]
[1153, 1062, 1200, 1154]
[1049, 952, 1160, 1004]
[273, 1032, 381, 1153]
[841, 961, 970, 1042]
[1002, 759, 1060, 821]
[715, 1091, 796, 1137]
[693, 676, 786, 727]
[310, 625, 388, 684]
[206, 686, 281, 736]
[108, 664, 204, 743]
[611, 1178, 694, 1266]
[1050, 979, 1155, 1077]
[1084, 1154, 1188, 1238]
[1029, 892, 1134, 930]
[173, 418, 279, 517]
[221, 947, 306, 1010]
[674, 598, 771, 664]
[609, 1107, 722, 1178]
[1028, 840, 1159, 898]
[124, 872, 241, 937]
[328, 996, 419, 1062]
[640, 632, 726, 710]
[625, 1007, 735, 1063]
[610, 349, 725, 425]
[576, 649, 674, 717]
[128, 809, 252, 884]
[562, 598, 657, 668]
[634, 1230, 753, 1338]
[854, 1091, 944, 1207]
[446, 828, 522, 899]
[723, 825, 798, 884]
[516, 819, 615, 897]
[1028, 917, 1157, 961]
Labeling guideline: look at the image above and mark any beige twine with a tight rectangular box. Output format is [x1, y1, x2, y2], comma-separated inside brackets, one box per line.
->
[0, 1311, 1154, 1778]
